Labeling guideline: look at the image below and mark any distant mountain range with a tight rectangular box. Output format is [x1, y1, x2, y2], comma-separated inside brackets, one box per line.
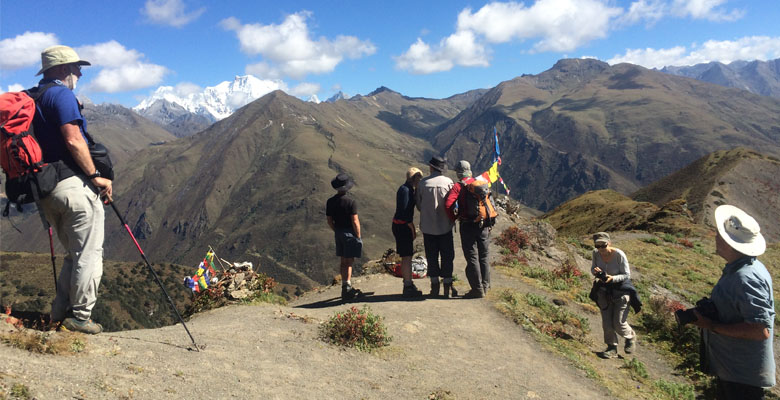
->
[3, 58, 779, 291]
[660, 58, 780, 99]
[133, 75, 284, 137]
[436, 58, 780, 210]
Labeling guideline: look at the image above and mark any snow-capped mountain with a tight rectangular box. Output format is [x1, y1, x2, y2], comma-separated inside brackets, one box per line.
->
[326, 91, 351, 102]
[308, 94, 321, 104]
[134, 75, 285, 122]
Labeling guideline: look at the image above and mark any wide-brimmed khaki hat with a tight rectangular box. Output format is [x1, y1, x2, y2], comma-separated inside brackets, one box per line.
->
[715, 205, 765, 256]
[36, 45, 91, 76]
[406, 167, 423, 181]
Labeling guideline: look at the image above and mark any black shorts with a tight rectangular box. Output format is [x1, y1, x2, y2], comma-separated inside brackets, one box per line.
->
[392, 222, 414, 257]
[335, 230, 362, 258]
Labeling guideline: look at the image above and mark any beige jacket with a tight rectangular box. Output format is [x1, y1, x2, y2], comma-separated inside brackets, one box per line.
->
[415, 171, 454, 235]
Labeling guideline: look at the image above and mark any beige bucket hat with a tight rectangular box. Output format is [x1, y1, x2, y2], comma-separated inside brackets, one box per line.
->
[715, 205, 766, 256]
[406, 167, 423, 180]
[36, 45, 91, 76]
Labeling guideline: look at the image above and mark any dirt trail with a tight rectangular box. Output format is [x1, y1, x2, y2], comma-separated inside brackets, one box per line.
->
[1, 264, 616, 400]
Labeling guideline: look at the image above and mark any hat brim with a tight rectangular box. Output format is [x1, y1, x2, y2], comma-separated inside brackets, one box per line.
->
[429, 163, 445, 172]
[36, 60, 91, 76]
[715, 205, 766, 256]
[334, 180, 354, 192]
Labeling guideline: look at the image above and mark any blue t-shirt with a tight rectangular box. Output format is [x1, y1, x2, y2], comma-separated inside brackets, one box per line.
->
[393, 181, 416, 223]
[705, 256, 775, 387]
[32, 79, 88, 170]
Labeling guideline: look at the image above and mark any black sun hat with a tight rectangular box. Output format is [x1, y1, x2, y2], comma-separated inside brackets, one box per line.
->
[331, 173, 355, 192]
[429, 156, 448, 172]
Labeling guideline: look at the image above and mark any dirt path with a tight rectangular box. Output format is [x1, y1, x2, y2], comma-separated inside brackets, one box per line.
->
[1, 265, 615, 399]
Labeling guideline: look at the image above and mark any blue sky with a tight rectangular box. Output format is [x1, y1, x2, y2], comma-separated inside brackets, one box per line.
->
[2, 0, 779, 107]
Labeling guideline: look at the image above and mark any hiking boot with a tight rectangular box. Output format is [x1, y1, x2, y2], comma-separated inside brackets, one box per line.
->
[342, 285, 357, 301]
[599, 345, 618, 359]
[443, 283, 453, 298]
[402, 284, 423, 298]
[625, 338, 636, 354]
[62, 317, 102, 334]
[429, 281, 440, 297]
[463, 289, 485, 299]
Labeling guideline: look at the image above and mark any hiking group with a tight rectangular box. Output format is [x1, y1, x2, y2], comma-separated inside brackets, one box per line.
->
[326, 157, 775, 399]
[326, 156, 497, 302]
[1, 44, 775, 399]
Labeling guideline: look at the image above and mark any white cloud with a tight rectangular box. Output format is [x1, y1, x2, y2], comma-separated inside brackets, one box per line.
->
[142, 0, 205, 28]
[289, 82, 321, 97]
[3, 84, 25, 94]
[396, 0, 749, 75]
[173, 82, 202, 96]
[396, 39, 455, 74]
[220, 12, 376, 80]
[395, 31, 489, 74]
[397, 0, 620, 74]
[73, 41, 169, 93]
[0, 32, 59, 70]
[608, 36, 780, 68]
[76, 41, 144, 68]
[457, 0, 621, 52]
[87, 63, 169, 93]
[620, 0, 668, 26]
[670, 0, 743, 21]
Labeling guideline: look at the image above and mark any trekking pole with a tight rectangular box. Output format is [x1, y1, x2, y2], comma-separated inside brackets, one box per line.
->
[47, 227, 57, 288]
[107, 200, 200, 351]
[37, 210, 57, 288]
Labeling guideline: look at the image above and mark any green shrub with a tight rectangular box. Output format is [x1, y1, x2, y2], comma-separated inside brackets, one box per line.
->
[319, 306, 390, 351]
[653, 379, 695, 400]
[642, 237, 661, 246]
[622, 357, 649, 380]
[511, 292, 590, 340]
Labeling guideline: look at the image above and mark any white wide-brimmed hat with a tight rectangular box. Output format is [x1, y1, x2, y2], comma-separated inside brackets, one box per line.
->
[36, 45, 91, 76]
[714, 205, 766, 256]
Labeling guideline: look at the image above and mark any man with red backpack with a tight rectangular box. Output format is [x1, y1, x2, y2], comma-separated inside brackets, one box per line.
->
[33, 45, 112, 334]
[445, 161, 497, 299]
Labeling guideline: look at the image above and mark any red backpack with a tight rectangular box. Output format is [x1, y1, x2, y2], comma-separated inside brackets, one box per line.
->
[0, 84, 59, 213]
[457, 178, 498, 227]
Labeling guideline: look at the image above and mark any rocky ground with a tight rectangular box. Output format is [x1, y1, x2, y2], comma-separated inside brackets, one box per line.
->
[1, 267, 615, 399]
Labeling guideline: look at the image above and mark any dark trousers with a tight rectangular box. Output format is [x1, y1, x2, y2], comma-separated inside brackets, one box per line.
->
[716, 379, 765, 400]
[460, 221, 490, 291]
[423, 232, 454, 279]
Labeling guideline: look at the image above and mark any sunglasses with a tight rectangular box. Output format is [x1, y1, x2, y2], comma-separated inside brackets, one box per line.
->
[595, 244, 608, 249]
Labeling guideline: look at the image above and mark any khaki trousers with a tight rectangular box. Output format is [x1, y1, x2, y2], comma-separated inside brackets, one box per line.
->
[597, 289, 635, 346]
[39, 176, 104, 321]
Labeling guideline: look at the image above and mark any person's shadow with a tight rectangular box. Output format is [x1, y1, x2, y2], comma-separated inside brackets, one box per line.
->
[295, 292, 427, 309]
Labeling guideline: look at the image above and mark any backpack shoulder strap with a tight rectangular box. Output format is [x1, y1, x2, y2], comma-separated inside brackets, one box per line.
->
[25, 82, 58, 102]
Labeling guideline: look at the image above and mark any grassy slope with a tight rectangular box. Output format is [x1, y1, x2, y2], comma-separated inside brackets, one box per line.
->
[0, 252, 192, 332]
[493, 206, 780, 398]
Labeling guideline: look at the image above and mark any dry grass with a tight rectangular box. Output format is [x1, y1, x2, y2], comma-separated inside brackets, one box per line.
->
[0, 330, 86, 355]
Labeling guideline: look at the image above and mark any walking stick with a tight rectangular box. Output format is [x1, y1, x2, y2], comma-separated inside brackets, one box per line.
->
[37, 211, 57, 289]
[107, 200, 200, 351]
[47, 227, 57, 288]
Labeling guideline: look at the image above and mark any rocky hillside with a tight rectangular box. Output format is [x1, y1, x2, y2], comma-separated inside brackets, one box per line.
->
[632, 147, 780, 242]
[434, 58, 780, 211]
[661, 58, 780, 99]
[100, 89, 481, 289]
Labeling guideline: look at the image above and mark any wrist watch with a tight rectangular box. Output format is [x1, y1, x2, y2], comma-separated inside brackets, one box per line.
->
[87, 170, 101, 180]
